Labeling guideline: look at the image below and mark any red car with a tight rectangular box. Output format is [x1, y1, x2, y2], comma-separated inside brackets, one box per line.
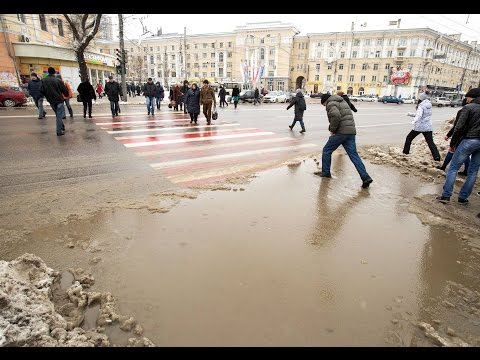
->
[0, 86, 28, 107]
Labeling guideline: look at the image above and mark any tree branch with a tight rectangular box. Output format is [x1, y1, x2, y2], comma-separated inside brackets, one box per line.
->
[81, 14, 89, 33]
[63, 14, 80, 40]
[84, 14, 103, 45]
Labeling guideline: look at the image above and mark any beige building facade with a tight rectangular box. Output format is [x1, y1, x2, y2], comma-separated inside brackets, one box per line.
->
[0, 14, 115, 93]
[97, 21, 480, 97]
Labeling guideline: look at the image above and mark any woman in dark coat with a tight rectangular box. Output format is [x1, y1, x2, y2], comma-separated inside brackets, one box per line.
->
[77, 77, 97, 118]
[185, 83, 201, 124]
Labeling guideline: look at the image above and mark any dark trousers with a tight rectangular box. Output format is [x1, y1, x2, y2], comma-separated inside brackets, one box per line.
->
[203, 102, 213, 123]
[109, 100, 119, 116]
[189, 112, 199, 124]
[82, 99, 92, 117]
[220, 98, 228, 107]
[403, 130, 440, 160]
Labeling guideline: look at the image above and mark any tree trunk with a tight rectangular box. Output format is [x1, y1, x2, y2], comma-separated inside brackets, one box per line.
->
[77, 49, 89, 82]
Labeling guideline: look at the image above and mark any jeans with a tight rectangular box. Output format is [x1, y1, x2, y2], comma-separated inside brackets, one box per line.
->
[441, 151, 470, 172]
[203, 102, 213, 123]
[290, 118, 305, 131]
[403, 130, 440, 160]
[64, 98, 73, 117]
[109, 100, 119, 116]
[82, 99, 92, 117]
[146, 96, 155, 114]
[50, 102, 65, 133]
[34, 97, 45, 118]
[321, 134, 371, 181]
[442, 138, 480, 200]
[155, 96, 162, 110]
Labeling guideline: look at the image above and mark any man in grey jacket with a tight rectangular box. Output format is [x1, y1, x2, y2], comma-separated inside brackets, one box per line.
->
[315, 93, 373, 188]
[40, 67, 69, 136]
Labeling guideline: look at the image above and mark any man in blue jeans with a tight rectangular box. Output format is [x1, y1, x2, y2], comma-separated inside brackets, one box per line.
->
[437, 87, 480, 205]
[315, 93, 373, 188]
[142, 77, 156, 116]
[40, 67, 69, 136]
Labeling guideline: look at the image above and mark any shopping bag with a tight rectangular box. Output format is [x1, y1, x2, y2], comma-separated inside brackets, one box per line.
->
[212, 106, 218, 120]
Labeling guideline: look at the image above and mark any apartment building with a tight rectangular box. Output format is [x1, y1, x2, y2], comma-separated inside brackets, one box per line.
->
[0, 14, 115, 92]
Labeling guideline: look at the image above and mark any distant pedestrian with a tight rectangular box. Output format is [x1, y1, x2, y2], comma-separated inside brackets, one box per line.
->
[219, 85, 228, 107]
[135, 84, 141, 96]
[58, 76, 73, 118]
[40, 67, 69, 136]
[104, 75, 122, 118]
[77, 77, 96, 118]
[437, 88, 480, 205]
[172, 83, 183, 111]
[154, 82, 164, 110]
[200, 79, 216, 125]
[142, 77, 156, 116]
[96, 82, 104, 99]
[337, 90, 357, 112]
[316, 93, 373, 188]
[253, 87, 260, 105]
[232, 85, 240, 109]
[403, 92, 441, 161]
[181, 80, 189, 114]
[185, 83, 201, 125]
[287, 88, 306, 133]
[27, 72, 46, 119]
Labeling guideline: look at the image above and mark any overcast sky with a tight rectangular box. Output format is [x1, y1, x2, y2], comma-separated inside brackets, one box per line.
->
[111, 14, 480, 43]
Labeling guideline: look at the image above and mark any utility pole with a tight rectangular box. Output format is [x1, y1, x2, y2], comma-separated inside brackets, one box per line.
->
[184, 27, 187, 81]
[118, 14, 128, 102]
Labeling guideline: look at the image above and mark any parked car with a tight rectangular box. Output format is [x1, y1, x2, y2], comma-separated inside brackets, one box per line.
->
[0, 86, 28, 107]
[449, 98, 464, 107]
[238, 90, 264, 103]
[402, 98, 415, 104]
[348, 94, 362, 102]
[263, 91, 288, 103]
[359, 95, 377, 102]
[431, 97, 451, 107]
[284, 91, 295, 102]
[309, 93, 322, 98]
[382, 96, 403, 104]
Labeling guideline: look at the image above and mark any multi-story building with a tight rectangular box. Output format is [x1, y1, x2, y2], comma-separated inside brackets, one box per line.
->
[0, 14, 115, 93]
[97, 21, 480, 97]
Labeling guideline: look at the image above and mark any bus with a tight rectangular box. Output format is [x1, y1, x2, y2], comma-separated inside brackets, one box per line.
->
[220, 81, 246, 97]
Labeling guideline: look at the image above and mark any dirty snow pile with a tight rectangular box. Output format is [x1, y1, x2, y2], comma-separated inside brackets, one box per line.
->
[0, 253, 154, 347]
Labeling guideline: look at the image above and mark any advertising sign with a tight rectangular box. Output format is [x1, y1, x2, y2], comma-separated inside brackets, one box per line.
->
[389, 66, 411, 85]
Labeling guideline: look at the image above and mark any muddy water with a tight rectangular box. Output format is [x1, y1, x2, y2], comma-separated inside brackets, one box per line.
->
[4, 154, 477, 346]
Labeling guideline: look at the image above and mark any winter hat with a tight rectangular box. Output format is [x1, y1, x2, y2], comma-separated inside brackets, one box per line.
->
[418, 93, 428, 101]
[296, 88, 302, 93]
[48, 67, 56, 75]
[321, 93, 331, 105]
[465, 88, 480, 99]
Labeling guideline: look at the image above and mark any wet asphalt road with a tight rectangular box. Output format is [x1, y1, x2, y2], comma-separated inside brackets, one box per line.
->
[0, 100, 458, 193]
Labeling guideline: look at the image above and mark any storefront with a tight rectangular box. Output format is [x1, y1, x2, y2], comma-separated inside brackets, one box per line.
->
[12, 43, 115, 94]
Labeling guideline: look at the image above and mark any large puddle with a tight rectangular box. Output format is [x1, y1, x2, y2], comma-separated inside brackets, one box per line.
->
[4, 154, 479, 346]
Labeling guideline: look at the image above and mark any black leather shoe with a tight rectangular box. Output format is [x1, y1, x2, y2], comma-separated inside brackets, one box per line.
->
[362, 178, 373, 188]
[56, 131, 65, 136]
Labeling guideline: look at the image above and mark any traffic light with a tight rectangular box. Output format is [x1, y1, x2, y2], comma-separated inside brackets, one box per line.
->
[116, 65, 121, 75]
[122, 49, 128, 64]
[115, 49, 122, 64]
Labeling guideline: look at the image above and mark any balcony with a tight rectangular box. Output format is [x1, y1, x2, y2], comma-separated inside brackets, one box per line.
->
[394, 56, 405, 62]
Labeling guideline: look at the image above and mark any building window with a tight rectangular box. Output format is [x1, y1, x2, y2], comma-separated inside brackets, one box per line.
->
[388, 38, 394, 45]
[228, 42, 232, 47]
[341, 41, 346, 46]
[353, 39, 360, 46]
[385, 63, 390, 70]
[268, 71, 274, 77]
[387, 50, 393, 57]
[326, 75, 331, 81]
[194, 44, 198, 49]
[203, 53, 207, 58]
[211, 63, 215, 68]
[211, 53, 215, 59]
[372, 75, 377, 82]
[351, 63, 355, 70]
[329, 41, 335, 46]
[171, 64, 175, 69]
[144, 47, 147, 52]
[329, 52, 334, 58]
[327, 64, 332, 70]
[150, 55, 154, 64]
[57, 19, 64, 36]
[375, 51, 380, 58]
[144, 56, 147, 62]
[316, 64, 320, 71]
[340, 51, 345, 58]
[349, 75, 354, 82]
[376, 39, 383, 45]
[203, 72, 207, 77]
[219, 52, 224, 62]
[364, 51, 369, 58]
[352, 51, 357, 58]
[171, 45, 175, 50]
[210, 72, 215, 77]
[203, 43, 207, 48]
[186, 63, 191, 69]
[373, 64, 379, 70]
[398, 38, 407, 46]
[17, 14, 26, 23]
[202, 63, 207, 68]
[171, 54, 175, 61]
[398, 51, 404, 56]
[260, 48, 265, 60]
[227, 52, 232, 58]
[338, 75, 343, 81]
[278, 81, 285, 91]
[317, 42, 322, 47]
[211, 43, 215, 48]
[315, 75, 319, 81]
[227, 62, 232, 68]
[269, 60, 275, 67]
[411, 38, 418, 45]
[39, 14, 47, 31]
[339, 64, 344, 70]
[362, 63, 367, 70]
[410, 50, 416, 57]
[361, 75, 365, 82]
[194, 54, 199, 60]
[364, 39, 371, 45]
[151, 69, 155, 76]
[227, 72, 231, 78]
[383, 75, 388, 82]
[269, 48, 275, 56]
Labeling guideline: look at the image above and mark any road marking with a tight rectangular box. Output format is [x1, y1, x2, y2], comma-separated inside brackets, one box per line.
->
[107, 123, 240, 134]
[150, 144, 317, 169]
[356, 119, 447, 128]
[114, 127, 258, 140]
[124, 131, 275, 147]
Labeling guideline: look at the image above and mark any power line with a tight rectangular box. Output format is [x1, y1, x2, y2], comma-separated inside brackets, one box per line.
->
[438, 14, 480, 38]
[419, 15, 477, 41]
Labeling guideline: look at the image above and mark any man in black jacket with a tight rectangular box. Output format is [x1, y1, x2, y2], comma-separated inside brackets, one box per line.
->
[104, 75, 123, 117]
[40, 67, 69, 136]
[28, 72, 46, 119]
[337, 91, 357, 112]
[437, 87, 480, 204]
[142, 78, 156, 116]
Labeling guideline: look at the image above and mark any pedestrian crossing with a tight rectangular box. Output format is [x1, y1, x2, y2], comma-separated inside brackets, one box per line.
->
[93, 110, 319, 187]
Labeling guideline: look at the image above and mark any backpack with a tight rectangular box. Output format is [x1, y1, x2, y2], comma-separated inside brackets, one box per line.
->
[298, 97, 306, 111]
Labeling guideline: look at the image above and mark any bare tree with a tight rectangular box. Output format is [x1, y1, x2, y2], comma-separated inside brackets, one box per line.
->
[129, 55, 145, 84]
[63, 14, 103, 82]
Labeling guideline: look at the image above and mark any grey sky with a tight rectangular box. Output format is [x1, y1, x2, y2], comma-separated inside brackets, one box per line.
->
[111, 14, 480, 42]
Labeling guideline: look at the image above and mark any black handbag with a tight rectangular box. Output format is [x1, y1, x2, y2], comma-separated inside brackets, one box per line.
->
[76, 94, 82, 102]
[212, 106, 218, 120]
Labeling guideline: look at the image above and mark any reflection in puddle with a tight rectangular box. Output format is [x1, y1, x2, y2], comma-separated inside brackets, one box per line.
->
[82, 304, 100, 330]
